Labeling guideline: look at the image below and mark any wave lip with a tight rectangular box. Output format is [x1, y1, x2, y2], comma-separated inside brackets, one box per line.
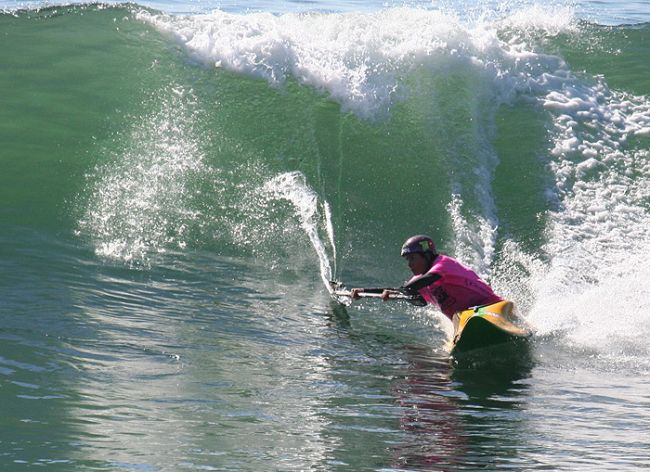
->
[137, 6, 581, 119]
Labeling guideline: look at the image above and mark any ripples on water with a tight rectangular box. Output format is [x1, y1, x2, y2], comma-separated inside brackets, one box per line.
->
[1, 228, 535, 470]
[3, 232, 650, 470]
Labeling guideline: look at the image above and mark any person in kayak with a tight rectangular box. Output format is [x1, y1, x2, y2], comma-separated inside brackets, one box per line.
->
[351, 235, 502, 320]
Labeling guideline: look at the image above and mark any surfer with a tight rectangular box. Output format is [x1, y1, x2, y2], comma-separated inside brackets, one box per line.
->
[350, 235, 502, 320]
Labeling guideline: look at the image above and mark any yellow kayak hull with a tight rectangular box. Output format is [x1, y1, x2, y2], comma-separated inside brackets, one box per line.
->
[450, 301, 532, 354]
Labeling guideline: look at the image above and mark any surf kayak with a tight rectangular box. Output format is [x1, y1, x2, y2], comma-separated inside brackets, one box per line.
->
[450, 300, 532, 354]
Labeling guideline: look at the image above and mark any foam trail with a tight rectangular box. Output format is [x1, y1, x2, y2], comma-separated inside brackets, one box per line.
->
[261, 171, 336, 291]
[447, 189, 498, 280]
[322, 200, 337, 277]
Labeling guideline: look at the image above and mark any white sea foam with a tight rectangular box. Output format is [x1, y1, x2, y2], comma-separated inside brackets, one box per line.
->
[523, 75, 650, 367]
[138, 6, 575, 119]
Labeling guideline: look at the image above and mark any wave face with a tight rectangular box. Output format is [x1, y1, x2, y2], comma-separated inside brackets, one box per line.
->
[3, 4, 650, 361]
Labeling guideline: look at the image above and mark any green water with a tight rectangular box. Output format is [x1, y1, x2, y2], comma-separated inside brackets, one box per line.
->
[2, 4, 650, 470]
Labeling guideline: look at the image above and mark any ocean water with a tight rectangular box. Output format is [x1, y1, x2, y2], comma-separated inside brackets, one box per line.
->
[1, 0, 650, 470]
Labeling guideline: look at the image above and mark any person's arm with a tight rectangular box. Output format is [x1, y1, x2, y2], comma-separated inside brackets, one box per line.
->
[395, 273, 440, 306]
[401, 272, 441, 295]
[380, 289, 403, 301]
[348, 273, 439, 305]
[349, 287, 420, 303]
[350, 287, 392, 299]
[377, 288, 425, 305]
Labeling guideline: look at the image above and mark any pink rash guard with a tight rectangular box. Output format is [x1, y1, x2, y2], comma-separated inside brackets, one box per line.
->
[407, 255, 502, 319]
